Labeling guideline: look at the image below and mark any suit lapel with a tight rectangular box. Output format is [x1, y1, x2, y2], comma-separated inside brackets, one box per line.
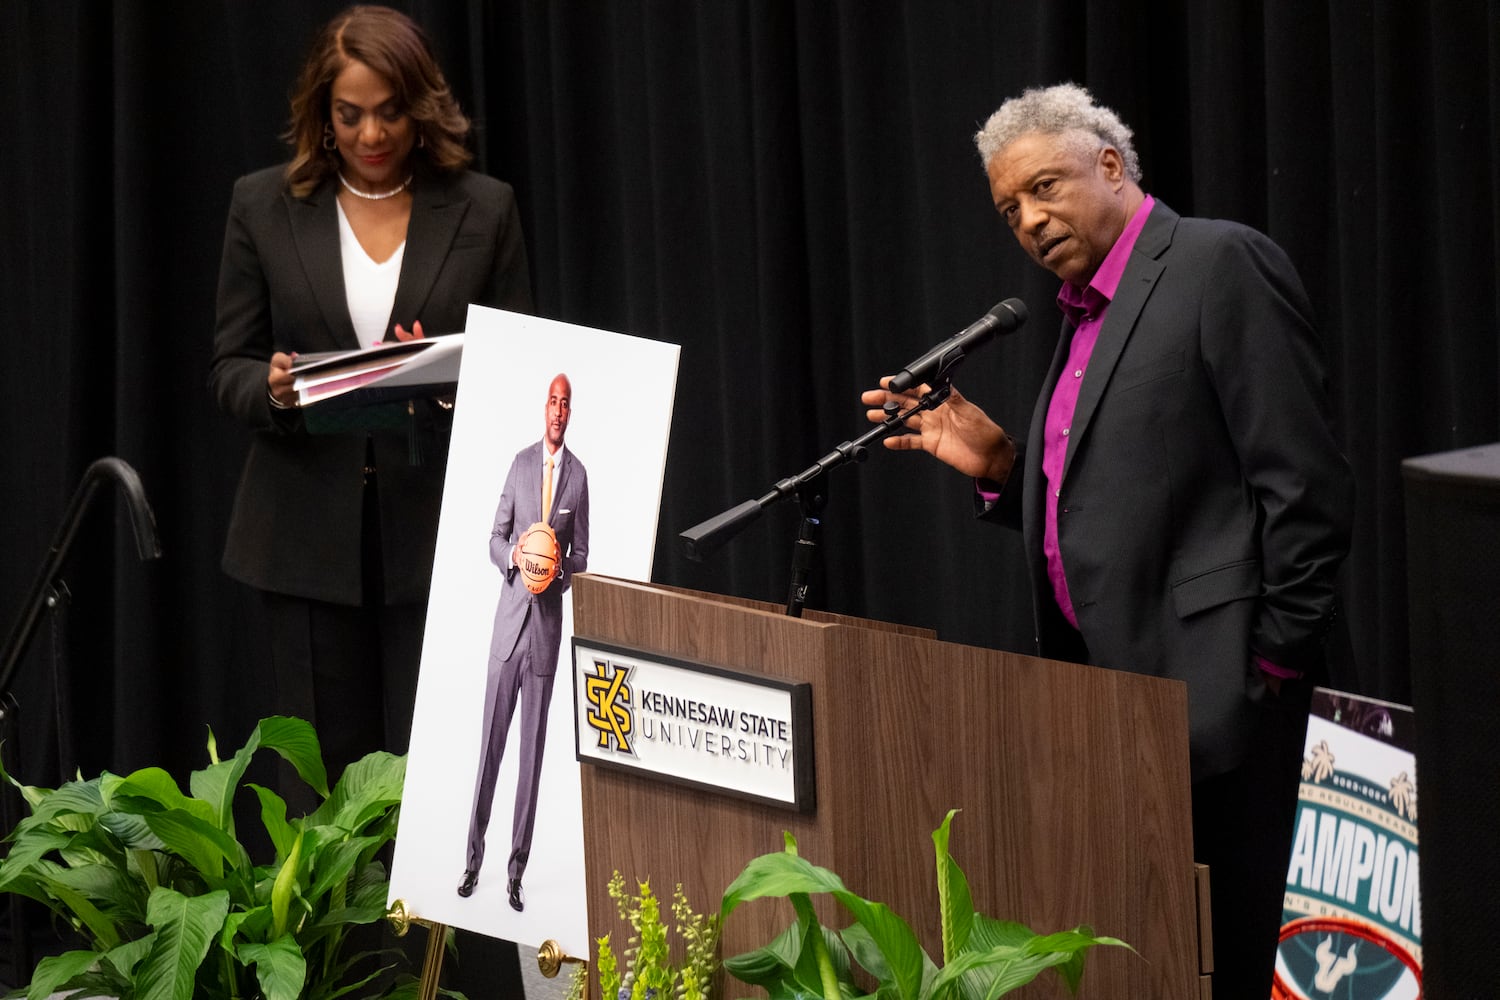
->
[391, 174, 470, 333]
[1060, 202, 1176, 481]
[287, 182, 360, 350]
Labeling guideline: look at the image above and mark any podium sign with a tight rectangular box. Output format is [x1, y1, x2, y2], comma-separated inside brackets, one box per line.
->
[572, 638, 815, 812]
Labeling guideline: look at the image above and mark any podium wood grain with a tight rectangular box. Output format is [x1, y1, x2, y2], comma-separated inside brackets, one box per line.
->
[573, 575, 1198, 998]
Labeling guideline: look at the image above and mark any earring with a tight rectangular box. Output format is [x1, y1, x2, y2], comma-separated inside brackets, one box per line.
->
[322, 123, 337, 152]
[417, 132, 426, 149]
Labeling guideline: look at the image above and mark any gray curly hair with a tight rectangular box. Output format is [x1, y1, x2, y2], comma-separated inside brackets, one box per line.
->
[974, 83, 1142, 183]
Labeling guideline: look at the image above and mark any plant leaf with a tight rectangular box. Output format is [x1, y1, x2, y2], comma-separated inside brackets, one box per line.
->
[841, 921, 935, 994]
[38, 875, 124, 949]
[249, 782, 298, 859]
[240, 934, 308, 1000]
[0, 751, 54, 810]
[254, 716, 330, 802]
[0, 716, 410, 1000]
[10, 776, 104, 830]
[723, 920, 804, 986]
[46, 963, 134, 1000]
[1024, 927, 1132, 954]
[109, 768, 216, 826]
[225, 899, 276, 948]
[722, 846, 926, 1000]
[271, 829, 305, 940]
[143, 807, 249, 887]
[304, 943, 404, 1000]
[944, 918, 1032, 1000]
[981, 953, 1075, 1000]
[0, 830, 71, 892]
[194, 727, 261, 838]
[307, 835, 382, 901]
[932, 809, 973, 963]
[829, 892, 926, 1000]
[310, 751, 405, 832]
[964, 917, 1037, 951]
[1021, 927, 1133, 993]
[726, 915, 855, 1000]
[190, 756, 249, 836]
[926, 944, 1011, 990]
[349, 858, 393, 909]
[719, 850, 848, 922]
[97, 809, 164, 851]
[789, 919, 852, 1000]
[102, 931, 158, 979]
[51, 858, 148, 925]
[722, 817, 1132, 1000]
[134, 886, 231, 1000]
[24, 949, 100, 1000]
[927, 927, 1129, 1000]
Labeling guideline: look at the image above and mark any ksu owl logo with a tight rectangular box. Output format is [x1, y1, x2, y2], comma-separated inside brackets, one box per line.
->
[584, 657, 635, 755]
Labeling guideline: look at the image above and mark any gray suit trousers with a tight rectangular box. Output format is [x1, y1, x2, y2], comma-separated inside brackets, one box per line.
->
[464, 622, 556, 880]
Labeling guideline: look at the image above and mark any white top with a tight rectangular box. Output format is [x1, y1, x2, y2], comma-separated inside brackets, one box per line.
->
[336, 199, 406, 349]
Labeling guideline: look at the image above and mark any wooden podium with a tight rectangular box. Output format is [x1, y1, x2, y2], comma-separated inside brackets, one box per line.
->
[572, 574, 1203, 998]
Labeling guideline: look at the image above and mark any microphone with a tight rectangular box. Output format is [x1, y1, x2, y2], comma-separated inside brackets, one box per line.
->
[886, 298, 1027, 393]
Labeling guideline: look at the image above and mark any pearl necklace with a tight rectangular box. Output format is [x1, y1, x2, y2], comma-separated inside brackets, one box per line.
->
[337, 172, 412, 200]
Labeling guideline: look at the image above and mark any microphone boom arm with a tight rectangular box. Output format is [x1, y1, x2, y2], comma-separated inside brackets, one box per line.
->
[0, 457, 162, 699]
[679, 379, 954, 562]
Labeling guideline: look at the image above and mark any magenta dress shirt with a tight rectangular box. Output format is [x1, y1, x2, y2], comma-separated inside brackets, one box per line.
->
[1042, 196, 1156, 628]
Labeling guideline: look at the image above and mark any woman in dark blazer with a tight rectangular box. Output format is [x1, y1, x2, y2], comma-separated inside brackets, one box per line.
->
[210, 5, 532, 779]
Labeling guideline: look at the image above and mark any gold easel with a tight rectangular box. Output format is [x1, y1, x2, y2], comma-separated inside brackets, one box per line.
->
[387, 900, 448, 1000]
[536, 938, 585, 981]
[387, 900, 585, 999]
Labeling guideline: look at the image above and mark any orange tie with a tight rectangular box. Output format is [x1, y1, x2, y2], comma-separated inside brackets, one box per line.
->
[542, 456, 554, 522]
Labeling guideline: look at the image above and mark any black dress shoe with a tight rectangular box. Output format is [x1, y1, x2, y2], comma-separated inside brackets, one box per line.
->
[457, 870, 478, 898]
[507, 877, 524, 911]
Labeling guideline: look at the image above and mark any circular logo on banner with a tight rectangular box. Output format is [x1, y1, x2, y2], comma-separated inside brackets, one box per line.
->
[1273, 917, 1421, 1000]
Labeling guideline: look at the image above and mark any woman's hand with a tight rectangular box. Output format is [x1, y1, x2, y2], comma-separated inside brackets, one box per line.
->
[267, 351, 298, 408]
[393, 320, 426, 341]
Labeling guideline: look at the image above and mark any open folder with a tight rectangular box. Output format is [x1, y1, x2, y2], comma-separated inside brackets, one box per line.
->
[291, 334, 464, 409]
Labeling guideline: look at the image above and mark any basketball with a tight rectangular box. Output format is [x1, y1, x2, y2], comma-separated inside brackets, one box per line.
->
[518, 521, 561, 594]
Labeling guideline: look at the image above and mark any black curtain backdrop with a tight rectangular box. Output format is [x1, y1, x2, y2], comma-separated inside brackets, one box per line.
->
[2, 1, 1496, 786]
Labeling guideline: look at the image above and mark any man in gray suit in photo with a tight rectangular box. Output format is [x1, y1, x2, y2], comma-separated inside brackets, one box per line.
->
[458, 373, 589, 911]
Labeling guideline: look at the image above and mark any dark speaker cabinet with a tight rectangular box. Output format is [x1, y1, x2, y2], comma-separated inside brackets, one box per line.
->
[1402, 443, 1500, 995]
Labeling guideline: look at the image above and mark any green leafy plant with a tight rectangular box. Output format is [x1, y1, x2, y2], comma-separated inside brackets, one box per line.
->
[572, 872, 720, 1000]
[0, 715, 421, 1000]
[718, 810, 1131, 1000]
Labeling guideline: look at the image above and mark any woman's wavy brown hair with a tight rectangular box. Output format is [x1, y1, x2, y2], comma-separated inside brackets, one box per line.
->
[283, 5, 472, 197]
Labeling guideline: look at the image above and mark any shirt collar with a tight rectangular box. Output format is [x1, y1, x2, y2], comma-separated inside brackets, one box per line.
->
[1055, 194, 1155, 325]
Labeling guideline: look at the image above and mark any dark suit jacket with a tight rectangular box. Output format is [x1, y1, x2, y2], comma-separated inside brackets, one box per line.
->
[488, 441, 590, 671]
[210, 165, 533, 605]
[985, 201, 1353, 778]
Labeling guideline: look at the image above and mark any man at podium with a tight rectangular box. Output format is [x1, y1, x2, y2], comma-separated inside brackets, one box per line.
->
[863, 83, 1353, 999]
